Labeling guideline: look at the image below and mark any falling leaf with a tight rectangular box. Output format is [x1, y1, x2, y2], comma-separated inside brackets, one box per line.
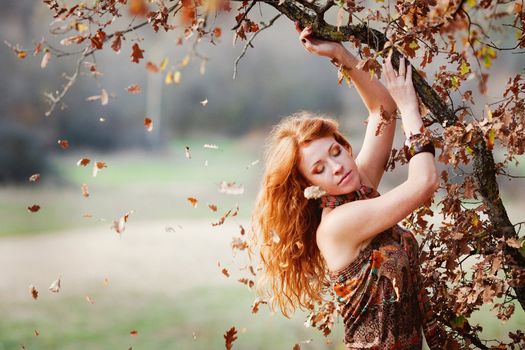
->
[144, 117, 153, 132]
[126, 84, 141, 94]
[246, 159, 259, 169]
[131, 43, 144, 63]
[145, 61, 159, 73]
[231, 237, 248, 251]
[239, 225, 245, 235]
[208, 203, 218, 212]
[203, 144, 219, 149]
[29, 285, 38, 300]
[251, 297, 267, 314]
[60, 35, 87, 46]
[28, 205, 41, 213]
[129, 0, 149, 16]
[174, 71, 181, 84]
[238, 278, 254, 288]
[185, 146, 191, 159]
[212, 208, 234, 226]
[81, 183, 89, 197]
[219, 181, 244, 195]
[85, 295, 95, 304]
[86, 89, 109, 105]
[192, 331, 197, 340]
[200, 98, 208, 106]
[165, 71, 174, 84]
[159, 58, 168, 71]
[181, 55, 190, 67]
[130, 330, 139, 336]
[48, 277, 61, 293]
[187, 197, 198, 207]
[222, 268, 231, 277]
[34, 329, 40, 336]
[224, 327, 238, 350]
[293, 344, 301, 350]
[110, 210, 134, 235]
[29, 174, 40, 182]
[92, 161, 107, 177]
[77, 158, 91, 167]
[57, 139, 70, 149]
[41, 51, 51, 68]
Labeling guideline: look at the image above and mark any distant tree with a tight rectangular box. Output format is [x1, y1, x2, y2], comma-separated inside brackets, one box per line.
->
[8, 0, 525, 347]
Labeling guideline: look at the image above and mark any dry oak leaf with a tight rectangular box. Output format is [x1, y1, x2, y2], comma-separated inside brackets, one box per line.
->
[111, 32, 123, 53]
[29, 285, 38, 300]
[92, 161, 107, 177]
[131, 43, 144, 63]
[221, 268, 231, 277]
[187, 197, 198, 207]
[90, 30, 106, 50]
[126, 84, 141, 94]
[224, 327, 238, 350]
[144, 117, 153, 132]
[29, 174, 40, 182]
[77, 158, 90, 167]
[28, 204, 41, 213]
[238, 278, 254, 289]
[49, 276, 61, 293]
[130, 329, 139, 336]
[57, 139, 70, 149]
[208, 203, 218, 212]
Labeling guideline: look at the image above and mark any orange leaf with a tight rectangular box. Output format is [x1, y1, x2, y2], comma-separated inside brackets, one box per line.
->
[129, 0, 149, 16]
[221, 268, 231, 277]
[111, 32, 123, 53]
[187, 197, 198, 207]
[208, 203, 218, 212]
[57, 139, 70, 149]
[90, 30, 106, 50]
[144, 117, 153, 131]
[130, 329, 139, 336]
[145, 61, 159, 73]
[41, 51, 51, 68]
[213, 27, 222, 38]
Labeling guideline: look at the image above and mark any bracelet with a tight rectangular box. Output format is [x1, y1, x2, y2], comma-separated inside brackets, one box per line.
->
[403, 133, 435, 161]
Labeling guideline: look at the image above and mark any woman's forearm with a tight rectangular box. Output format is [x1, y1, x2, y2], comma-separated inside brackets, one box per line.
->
[335, 46, 397, 115]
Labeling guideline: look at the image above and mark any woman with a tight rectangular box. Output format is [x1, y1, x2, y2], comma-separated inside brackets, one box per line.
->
[251, 25, 447, 349]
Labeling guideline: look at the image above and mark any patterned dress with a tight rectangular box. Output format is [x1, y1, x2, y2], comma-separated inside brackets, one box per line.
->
[323, 184, 445, 349]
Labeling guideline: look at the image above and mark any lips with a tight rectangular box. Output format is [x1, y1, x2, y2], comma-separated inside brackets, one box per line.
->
[338, 170, 352, 185]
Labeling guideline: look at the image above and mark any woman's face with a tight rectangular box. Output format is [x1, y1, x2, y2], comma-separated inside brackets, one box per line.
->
[298, 136, 361, 195]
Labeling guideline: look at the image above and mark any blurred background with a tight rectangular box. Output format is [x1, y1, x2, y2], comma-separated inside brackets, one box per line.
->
[0, 1, 523, 349]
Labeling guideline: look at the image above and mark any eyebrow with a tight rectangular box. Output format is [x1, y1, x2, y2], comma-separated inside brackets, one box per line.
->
[310, 143, 338, 170]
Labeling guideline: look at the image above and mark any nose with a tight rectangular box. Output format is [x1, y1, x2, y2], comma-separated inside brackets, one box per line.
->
[331, 160, 344, 176]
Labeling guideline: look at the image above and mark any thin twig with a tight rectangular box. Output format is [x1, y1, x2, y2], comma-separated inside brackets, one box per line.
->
[233, 14, 282, 80]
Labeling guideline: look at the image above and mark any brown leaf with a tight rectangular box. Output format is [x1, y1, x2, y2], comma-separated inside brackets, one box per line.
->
[251, 297, 267, 314]
[238, 278, 254, 288]
[129, 0, 149, 16]
[28, 205, 41, 213]
[231, 237, 248, 251]
[221, 268, 231, 277]
[77, 158, 90, 167]
[223, 327, 238, 350]
[130, 329, 139, 336]
[34, 329, 40, 336]
[293, 344, 301, 350]
[29, 285, 38, 300]
[92, 161, 107, 177]
[213, 27, 222, 39]
[90, 30, 106, 50]
[144, 117, 153, 132]
[131, 43, 144, 64]
[239, 225, 245, 235]
[29, 174, 40, 182]
[208, 203, 218, 212]
[57, 139, 70, 149]
[110, 210, 134, 235]
[111, 32, 123, 53]
[126, 84, 141, 94]
[85, 295, 95, 304]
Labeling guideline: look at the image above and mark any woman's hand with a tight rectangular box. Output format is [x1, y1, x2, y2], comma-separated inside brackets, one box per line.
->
[381, 49, 419, 116]
[295, 22, 344, 60]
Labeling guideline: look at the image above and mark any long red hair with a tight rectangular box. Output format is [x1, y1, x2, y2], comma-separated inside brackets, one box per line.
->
[251, 111, 353, 317]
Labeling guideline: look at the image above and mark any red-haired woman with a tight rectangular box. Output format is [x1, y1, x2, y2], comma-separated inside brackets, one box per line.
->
[251, 26, 446, 349]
